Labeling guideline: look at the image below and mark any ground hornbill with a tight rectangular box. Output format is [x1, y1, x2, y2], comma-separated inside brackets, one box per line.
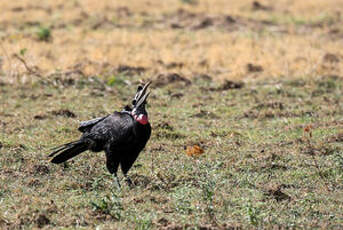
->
[49, 82, 152, 187]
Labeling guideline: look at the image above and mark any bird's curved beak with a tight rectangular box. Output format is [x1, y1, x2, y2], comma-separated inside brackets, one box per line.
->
[135, 81, 151, 108]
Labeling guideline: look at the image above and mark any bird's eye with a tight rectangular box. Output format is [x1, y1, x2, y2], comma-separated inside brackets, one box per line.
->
[137, 86, 143, 92]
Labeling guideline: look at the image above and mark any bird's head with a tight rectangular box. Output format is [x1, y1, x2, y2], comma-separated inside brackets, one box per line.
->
[131, 81, 151, 125]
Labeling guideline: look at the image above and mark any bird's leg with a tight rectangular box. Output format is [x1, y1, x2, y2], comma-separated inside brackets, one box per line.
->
[121, 162, 135, 188]
[113, 173, 121, 189]
[124, 174, 134, 187]
[105, 150, 120, 189]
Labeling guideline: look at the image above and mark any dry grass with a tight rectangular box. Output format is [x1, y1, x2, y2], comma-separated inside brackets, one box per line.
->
[1, 0, 343, 229]
[1, 0, 343, 81]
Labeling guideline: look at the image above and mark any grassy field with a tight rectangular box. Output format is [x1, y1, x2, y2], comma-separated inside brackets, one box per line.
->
[1, 0, 343, 229]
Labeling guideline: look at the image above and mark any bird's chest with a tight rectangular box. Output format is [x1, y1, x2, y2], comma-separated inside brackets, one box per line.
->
[129, 124, 151, 148]
[132, 129, 150, 148]
[110, 125, 150, 151]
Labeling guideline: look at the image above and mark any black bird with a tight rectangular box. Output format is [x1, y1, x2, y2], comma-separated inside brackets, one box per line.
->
[48, 82, 152, 187]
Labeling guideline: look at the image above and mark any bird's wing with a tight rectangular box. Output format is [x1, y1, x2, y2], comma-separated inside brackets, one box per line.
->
[78, 115, 109, 133]
[83, 112, 135, 145]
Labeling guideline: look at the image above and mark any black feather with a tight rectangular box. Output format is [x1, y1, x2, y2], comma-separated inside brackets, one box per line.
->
[48, 83, 152, 184]
[50, 142, 88, 164]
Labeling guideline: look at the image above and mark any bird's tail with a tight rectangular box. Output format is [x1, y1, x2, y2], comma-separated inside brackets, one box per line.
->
[48, 140, 88, 164]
